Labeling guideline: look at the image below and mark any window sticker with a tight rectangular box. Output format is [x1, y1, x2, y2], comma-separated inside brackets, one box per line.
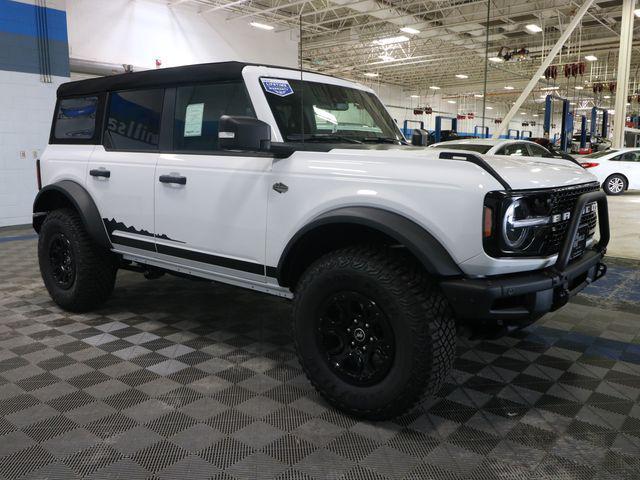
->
[184, 103, 205, 137]
[261, 78, 294, 97]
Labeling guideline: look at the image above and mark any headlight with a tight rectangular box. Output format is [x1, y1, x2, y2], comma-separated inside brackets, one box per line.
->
[484, 192, 554, 257]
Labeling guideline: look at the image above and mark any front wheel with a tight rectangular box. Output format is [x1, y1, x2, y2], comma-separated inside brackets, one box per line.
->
[292, 245, 457, 420]
[603, 174, 627, 195]
[38, 209, 118, 312]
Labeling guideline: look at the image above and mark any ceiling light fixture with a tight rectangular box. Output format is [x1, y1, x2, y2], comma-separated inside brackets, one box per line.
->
[488, 56, 504, 63]
[604, 95, 611, 99]
[455, 74, 469, 79]
[486, 106, 493, 110]
[400, 27, 420, 34]
[429, 85, 441, 90]
[410, 95, 420, 98]
[575, 86, 584, 90]
[525, 24, 543, 33]
[634, 8, 640, 17]
[474, 94, 484, 98]
[249, 22, 274, 30]
[584, 55, 598, 61]
[541, 86, 559, 91]
[504, 85, 514, 90]
[447, 100, 456, 104]
[363, 72, 379, 77]
[373, 35, 410, 45]
[533, 114, 539, 117]
[378, 55, 395, 62]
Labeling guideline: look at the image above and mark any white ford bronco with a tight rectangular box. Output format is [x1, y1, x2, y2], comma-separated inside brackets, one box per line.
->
[34, 62, 609, 419]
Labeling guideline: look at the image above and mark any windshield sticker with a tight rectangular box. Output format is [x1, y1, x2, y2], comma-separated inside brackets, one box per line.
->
[261, 78, 294, 97]
[184, 103, 204, 137]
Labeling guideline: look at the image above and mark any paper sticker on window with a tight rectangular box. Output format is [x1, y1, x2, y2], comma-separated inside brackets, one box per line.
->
[184, 103, 204, 137]
[261, 78, 294, 97]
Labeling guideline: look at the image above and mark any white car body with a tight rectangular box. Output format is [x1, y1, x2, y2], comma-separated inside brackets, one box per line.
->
[580, 148, 640, 193]
[36, 62, 605, 318]
[430, 138, 577, 168]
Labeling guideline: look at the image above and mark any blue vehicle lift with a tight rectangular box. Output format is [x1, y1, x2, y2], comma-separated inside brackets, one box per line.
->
[520, 130, 532, 139]
[434, 116, 458, 143]
[402, 120, 424, 139]
[507, 129, 520, 139]
[590, 107, 609, 139]
[473, 125, 489, 138]
[544, 94, 572, 152]
[578, 115, 588, 149]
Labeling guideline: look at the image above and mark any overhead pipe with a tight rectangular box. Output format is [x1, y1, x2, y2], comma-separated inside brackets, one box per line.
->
[69, 58, 149, 77]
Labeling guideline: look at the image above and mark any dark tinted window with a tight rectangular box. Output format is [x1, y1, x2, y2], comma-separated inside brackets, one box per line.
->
[616, 151, 640, 162]
[54, 97, 98, 140]
[526, 143, 554, 158]
[173, 82, 255, 152]
[431, 143, 491, 154]
[105, 89, 164, 151]
[497, 143, 530, 156]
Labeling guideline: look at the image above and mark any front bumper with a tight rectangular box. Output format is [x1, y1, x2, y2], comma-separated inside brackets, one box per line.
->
[440, 190, 610, 326]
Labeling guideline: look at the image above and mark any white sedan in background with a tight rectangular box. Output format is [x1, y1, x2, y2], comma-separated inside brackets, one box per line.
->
[429, 138, 580, 166]
[580, 148, 640, 195]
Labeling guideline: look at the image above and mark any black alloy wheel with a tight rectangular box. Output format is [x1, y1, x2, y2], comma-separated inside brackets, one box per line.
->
[48, 232, 76, 289]
[317, 291, 395, 386]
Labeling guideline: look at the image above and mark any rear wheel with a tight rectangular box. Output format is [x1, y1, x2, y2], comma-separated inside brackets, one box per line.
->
[603, 174, 627, 195]
[292, 245, 457, 420]
[38, 209, 117, 312]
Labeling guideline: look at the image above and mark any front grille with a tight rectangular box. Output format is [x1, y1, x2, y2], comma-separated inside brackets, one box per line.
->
[541, 182, 599, 258]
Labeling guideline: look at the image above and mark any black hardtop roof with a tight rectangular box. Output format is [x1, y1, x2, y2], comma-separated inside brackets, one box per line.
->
[57, 61, 309, 97]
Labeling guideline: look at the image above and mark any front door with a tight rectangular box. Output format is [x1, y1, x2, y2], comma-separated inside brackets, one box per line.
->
[86, 88, 165, 253]
[154, 82, 271, 282]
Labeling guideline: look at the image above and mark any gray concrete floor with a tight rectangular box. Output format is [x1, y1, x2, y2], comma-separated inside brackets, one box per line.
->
[607, 191, 640, 261]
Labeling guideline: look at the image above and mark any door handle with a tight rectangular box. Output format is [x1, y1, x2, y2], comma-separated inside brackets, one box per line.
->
[159, 174, 187, 185]
[90, 169, 110, 178]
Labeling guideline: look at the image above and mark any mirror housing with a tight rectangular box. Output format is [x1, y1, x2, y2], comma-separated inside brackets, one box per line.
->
[219, 116, 271, 151]
[411, 128, 429, 146]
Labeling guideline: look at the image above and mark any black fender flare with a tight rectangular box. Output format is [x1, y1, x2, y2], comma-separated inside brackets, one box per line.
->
[33, 180, 111, 249]
[276, 206, 463, 285]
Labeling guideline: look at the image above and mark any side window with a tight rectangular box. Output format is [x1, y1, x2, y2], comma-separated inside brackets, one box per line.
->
[105, 89, 164, 151]
[618, 151, 640, 162]
[173, 82, 255, 152]
[53, 97, 99, 141]
[498, 143, 529, 156]
[527, 143, 554, 158]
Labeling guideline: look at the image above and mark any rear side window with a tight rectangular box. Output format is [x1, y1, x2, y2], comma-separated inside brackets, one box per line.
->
[526, 143, 554, 158]
[105, 89, 164, 151]
[497, 143, 530, 156]
[53, 97, 98, 141]
[173, 82, 255, 152]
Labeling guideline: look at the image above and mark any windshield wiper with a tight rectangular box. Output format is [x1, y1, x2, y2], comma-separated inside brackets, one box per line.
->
[286, 134, 363, 144]
[360, 136, 407, 145]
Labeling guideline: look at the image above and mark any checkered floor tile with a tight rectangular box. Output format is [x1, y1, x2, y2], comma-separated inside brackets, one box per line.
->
[1, 231, 639, 479]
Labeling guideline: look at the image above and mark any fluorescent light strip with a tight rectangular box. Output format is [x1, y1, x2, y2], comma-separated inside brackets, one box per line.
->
[249, 22, 274, 30]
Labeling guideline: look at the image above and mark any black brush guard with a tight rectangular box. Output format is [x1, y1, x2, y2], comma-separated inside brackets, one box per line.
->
[440, 190, 610, 325]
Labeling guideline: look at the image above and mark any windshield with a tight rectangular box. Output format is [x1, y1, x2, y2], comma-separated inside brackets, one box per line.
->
[260, 78, 404, 143]
[585, 149, 617, 158]
[431, 143, 492, 154]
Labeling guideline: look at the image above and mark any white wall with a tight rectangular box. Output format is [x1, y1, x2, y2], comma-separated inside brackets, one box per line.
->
[66, 0, 299, 70]
[0, 72, 67, 227]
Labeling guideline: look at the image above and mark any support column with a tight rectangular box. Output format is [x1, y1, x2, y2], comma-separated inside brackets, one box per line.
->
[493, 0, 595, 138]
[612, 0, 636, 148]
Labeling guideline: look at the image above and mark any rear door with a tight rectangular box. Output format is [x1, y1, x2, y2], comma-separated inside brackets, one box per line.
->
[616, 150, 640, 189]
[85, 89, 164, 253]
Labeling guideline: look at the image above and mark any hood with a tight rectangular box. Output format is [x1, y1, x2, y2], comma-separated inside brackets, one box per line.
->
[479, 154, 596, 190]
[327, 145, 597, 191]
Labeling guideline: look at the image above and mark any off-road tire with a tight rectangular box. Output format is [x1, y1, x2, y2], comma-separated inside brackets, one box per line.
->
[38, 208, 117, 312]
[603, 174, 627, 196]
[292, 245, 457, 420]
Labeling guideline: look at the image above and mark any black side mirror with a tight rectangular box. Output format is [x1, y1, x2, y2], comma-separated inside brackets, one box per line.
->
[411, 128, 429, 146]
[218, 116, 271, 151]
